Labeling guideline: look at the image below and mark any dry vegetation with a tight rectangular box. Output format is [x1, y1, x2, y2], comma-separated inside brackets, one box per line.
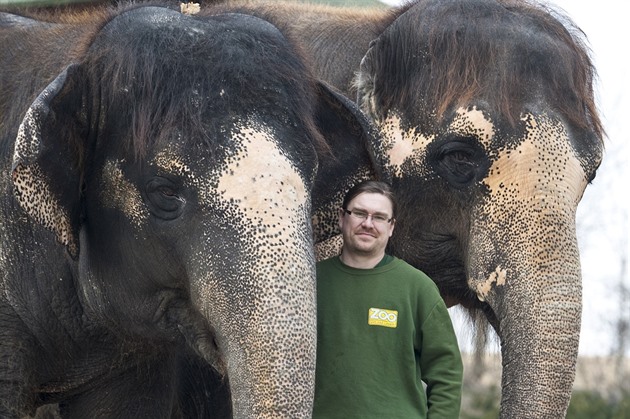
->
[461, 352, 630, 417]
[462, 353, 630, 394]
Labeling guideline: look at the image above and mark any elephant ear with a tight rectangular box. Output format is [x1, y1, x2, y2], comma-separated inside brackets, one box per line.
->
[313, 81, 388, 184]
[11, 64, 88, 259]
[355, 39, 380, 122]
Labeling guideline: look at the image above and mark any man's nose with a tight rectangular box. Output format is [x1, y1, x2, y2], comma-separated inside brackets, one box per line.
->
[361, 215, 376, 227]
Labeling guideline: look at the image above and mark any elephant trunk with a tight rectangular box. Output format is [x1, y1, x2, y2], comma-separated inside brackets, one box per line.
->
[466, 118, 591, 417]
[190, 211, 317, 418]
[190, 256, 317, 418]
[469, 203, 583, 417]
[493, 271, 580, 418]
[180, 137, 320, 418]
[223, 298, 317, 419]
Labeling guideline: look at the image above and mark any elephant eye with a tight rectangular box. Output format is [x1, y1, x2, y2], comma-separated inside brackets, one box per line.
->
[432, 138, 490, 189]
[145, 177, 186, 220]
[158, 186, 176, 197]
[447, 150, 473, 163]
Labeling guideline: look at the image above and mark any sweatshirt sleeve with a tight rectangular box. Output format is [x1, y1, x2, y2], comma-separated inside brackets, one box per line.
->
[418, 299, 464, 419]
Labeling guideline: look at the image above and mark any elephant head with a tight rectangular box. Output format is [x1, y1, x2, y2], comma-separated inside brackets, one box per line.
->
[4, 6, 372, 417]
[355, 0, 604, 417]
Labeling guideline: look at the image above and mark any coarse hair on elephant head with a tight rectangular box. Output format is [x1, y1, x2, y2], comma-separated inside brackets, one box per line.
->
[95, 11, 330, 160]
[213, 0, 606, 417]
[1, 3, 378, 417]
[356, 0, 603, 138]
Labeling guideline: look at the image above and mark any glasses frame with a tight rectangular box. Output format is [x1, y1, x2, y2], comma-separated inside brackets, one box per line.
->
[342, 208, 394, 225]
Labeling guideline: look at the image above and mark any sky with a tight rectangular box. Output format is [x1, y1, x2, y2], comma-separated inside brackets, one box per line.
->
[381, 0, 629, 356]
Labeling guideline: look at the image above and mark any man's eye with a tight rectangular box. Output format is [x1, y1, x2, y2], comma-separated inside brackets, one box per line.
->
[354, 211, 368, 218]
[373, 215, 388, 222]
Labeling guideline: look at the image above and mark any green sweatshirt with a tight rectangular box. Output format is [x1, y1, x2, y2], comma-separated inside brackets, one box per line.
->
[313, 256, 463, 419]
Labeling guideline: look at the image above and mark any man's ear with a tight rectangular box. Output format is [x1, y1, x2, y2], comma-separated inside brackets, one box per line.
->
[11, 64, 88, 259]
[388, 218, 396, 237]
[338, 207, 345, 230]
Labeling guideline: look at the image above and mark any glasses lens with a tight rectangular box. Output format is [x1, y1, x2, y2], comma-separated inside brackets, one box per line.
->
[347, 209, 390, 224]
[351, 210, 368, 220]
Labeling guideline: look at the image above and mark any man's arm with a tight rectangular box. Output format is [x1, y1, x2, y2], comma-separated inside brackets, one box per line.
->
[419, 301, 464, 418]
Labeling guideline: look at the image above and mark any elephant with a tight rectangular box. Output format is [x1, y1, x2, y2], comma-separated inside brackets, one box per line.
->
[0, 3, 377, 417]
[196, 0, 605, 417]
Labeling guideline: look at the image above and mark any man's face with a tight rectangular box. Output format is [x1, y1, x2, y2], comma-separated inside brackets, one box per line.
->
[339, 192, 395, 258]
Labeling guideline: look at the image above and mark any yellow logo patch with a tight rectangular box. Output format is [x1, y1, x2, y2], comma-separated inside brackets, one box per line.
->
[368, 308, 398, 328]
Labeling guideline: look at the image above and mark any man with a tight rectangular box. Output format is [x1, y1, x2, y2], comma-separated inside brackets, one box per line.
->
[313, 180, 463, 419]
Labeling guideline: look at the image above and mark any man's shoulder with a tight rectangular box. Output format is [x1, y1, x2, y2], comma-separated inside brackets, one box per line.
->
[390, 257, 439, 288]
[316, 256, 340, 273]
[390, 257, 426, 276]
[316, 256, 338, 267]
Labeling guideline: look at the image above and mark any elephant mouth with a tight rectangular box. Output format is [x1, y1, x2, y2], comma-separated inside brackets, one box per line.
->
[167, 304, 227, 376]
[179, 322, 227, 377]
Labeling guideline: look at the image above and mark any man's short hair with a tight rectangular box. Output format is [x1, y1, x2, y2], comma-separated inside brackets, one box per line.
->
[342, 180, 397, 218]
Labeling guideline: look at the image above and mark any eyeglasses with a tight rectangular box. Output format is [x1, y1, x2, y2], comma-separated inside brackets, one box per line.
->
[343, 209, 393, 225]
